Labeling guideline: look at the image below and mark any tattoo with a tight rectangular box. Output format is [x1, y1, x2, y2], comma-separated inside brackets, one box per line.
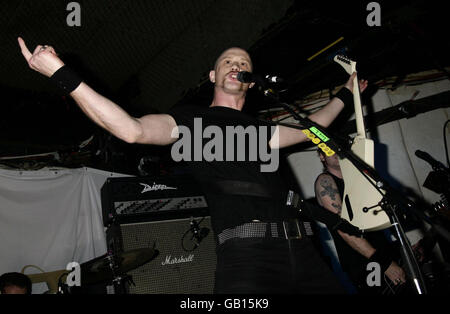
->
[331, 203, 341, 214]
[319, 177, 339, 201]
[316, 175, 342, 214]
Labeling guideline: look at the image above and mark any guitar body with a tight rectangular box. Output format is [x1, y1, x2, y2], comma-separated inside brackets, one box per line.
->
[334, 55, 391, 231]
[339, 136, 391, 231]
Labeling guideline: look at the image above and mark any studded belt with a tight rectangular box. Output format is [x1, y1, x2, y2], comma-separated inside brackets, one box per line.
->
[217, 219, 314, 245]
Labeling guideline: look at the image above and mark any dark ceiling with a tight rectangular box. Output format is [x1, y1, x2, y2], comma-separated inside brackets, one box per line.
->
[1, 0, 449, 173]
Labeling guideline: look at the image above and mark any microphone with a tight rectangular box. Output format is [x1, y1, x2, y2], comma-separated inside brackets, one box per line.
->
[236, 71, 284, 84]
[415, 150, 447, 170]
[190, 218, 210, 246]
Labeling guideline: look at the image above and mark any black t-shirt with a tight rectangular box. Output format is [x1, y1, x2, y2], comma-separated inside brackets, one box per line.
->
[168, 103, 294, 235]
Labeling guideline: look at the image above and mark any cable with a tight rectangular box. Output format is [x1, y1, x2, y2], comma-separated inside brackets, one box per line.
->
[21, 265, 46, 274]
[181, 228, 194, 252]
[444, 119, 450, 167]
[181, 217, 205, 252]
[57, 272, 69, 294]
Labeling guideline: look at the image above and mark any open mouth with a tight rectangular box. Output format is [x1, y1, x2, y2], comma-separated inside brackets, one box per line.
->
[228, 72, 239, 81]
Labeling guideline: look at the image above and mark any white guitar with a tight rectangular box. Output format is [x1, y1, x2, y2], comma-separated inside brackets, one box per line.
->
[333, 55, 391, 231]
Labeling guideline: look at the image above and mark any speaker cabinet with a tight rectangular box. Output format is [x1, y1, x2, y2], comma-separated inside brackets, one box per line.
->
[107, 215, 216, 294]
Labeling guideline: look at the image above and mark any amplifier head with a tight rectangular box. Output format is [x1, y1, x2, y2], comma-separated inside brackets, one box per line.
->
[101, 175, 209, 226]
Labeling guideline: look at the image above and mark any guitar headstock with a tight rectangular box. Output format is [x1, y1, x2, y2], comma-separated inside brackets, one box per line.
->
[333, 54, 356, 75]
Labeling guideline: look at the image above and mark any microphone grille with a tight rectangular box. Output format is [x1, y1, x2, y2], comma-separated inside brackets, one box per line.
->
[236, 71, 253, 83]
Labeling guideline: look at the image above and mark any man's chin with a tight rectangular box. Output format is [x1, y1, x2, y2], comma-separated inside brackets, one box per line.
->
[222, 82, 246, 93]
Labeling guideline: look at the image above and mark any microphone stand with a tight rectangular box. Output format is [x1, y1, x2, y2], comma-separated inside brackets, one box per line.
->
[258, 87, 443, 294]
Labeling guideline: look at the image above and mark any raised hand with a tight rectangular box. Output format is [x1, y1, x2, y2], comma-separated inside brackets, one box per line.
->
[18, 37, 65, 77]
[345, 72, 369, 94]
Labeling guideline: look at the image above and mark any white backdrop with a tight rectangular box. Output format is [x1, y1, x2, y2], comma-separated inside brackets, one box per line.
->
[0, 167, 128, 293]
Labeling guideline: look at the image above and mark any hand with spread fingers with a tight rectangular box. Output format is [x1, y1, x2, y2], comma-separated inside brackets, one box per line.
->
[18, 37, 64, 77]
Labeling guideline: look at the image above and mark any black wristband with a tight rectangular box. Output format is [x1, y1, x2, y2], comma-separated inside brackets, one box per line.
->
[50, 65, 83, 94]
[368, 249, 393, 274]
[332, 218, 362, 237]
[334, 87, 353, 106]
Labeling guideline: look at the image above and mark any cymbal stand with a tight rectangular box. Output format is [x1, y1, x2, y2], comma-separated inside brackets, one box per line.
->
[382, 200, 427, 294]
[106, 250, 130, 294]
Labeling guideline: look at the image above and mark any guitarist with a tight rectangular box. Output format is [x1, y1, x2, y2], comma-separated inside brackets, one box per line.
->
[315, 149, 407, 294]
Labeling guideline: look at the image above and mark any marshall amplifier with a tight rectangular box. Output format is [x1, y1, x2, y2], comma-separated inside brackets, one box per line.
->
[106, 212, 217, 294]
[101, 175, 209, 226]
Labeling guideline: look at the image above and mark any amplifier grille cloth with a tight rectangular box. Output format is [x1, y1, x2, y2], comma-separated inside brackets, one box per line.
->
[119, 217, 216, 294]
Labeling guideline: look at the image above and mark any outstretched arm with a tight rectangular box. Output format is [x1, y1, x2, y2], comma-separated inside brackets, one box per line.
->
[270, 73, 368, 149]
[18, 37, 177, 145]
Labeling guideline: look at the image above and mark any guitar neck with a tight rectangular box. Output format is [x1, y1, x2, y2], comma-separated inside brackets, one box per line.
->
[352, 72, 366, 138]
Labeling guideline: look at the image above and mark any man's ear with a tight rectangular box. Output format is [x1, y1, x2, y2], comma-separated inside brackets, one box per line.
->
[209, 70, 215, 83]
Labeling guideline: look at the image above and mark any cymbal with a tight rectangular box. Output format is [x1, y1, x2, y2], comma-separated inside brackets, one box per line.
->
[80, 248, 159, 285]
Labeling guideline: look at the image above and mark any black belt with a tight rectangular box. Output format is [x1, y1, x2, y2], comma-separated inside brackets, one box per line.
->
[217, 219, 314, 245]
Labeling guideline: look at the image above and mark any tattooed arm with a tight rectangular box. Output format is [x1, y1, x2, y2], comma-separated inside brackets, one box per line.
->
[314, 173, 376, 258]
[314, 173, 406, 284]
[315, 173, 342, 215]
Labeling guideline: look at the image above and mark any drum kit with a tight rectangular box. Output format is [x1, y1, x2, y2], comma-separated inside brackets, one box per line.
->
[23, 248, 159, 294]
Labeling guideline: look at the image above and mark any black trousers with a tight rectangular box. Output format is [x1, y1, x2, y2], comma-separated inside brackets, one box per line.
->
[214, 236, 346, 294]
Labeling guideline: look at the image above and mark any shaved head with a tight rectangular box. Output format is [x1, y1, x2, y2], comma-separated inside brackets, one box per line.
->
[213, 47, 253, 72]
